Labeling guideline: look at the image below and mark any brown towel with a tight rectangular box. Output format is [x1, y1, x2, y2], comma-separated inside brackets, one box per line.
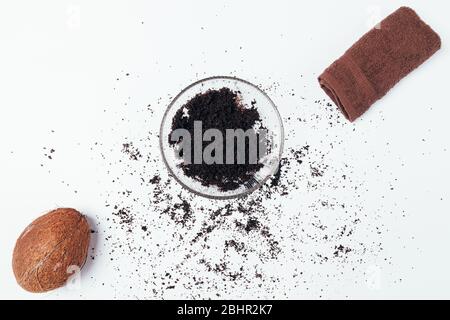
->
[318, 7, 441, 122]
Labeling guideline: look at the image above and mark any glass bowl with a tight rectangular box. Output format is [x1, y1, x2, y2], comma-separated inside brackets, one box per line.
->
[159, 76, 284, 200]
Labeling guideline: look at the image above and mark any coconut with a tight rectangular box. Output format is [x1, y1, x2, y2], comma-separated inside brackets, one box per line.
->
[12, 208, 91, 293]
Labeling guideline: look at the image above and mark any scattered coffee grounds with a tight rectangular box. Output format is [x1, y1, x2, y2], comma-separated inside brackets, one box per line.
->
[169, 88, 263, 191]
[319, 7, 441, 121]
[41, 64, 415, 298]
[43, 147, 55, 160]
[112, 206, 133, 228]
[122, 142, 142, 161]
[162, 199, 193, 227]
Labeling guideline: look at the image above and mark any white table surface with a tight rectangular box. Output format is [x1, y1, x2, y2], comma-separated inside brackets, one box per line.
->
[0, 0, 449, 299]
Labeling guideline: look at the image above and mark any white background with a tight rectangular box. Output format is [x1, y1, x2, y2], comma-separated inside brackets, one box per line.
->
[0, 0, 449, 299]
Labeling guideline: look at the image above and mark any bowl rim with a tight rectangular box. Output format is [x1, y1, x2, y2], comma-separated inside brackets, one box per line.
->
[159, 75, 285, 200]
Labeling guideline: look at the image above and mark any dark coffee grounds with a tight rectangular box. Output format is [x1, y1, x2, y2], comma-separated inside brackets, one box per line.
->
[122, 142, 142, 161]
[169, 88, 263, 191]
[72, 72, 392, 299]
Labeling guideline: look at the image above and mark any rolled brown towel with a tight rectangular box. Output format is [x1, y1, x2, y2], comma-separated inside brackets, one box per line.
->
[318, 7, 441, 122]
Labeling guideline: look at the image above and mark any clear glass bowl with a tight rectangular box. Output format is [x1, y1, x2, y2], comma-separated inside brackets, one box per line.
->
[160, 76, 284, 199]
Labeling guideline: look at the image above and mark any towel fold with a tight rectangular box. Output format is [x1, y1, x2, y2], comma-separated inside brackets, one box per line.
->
[319, 7, 441, 122]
